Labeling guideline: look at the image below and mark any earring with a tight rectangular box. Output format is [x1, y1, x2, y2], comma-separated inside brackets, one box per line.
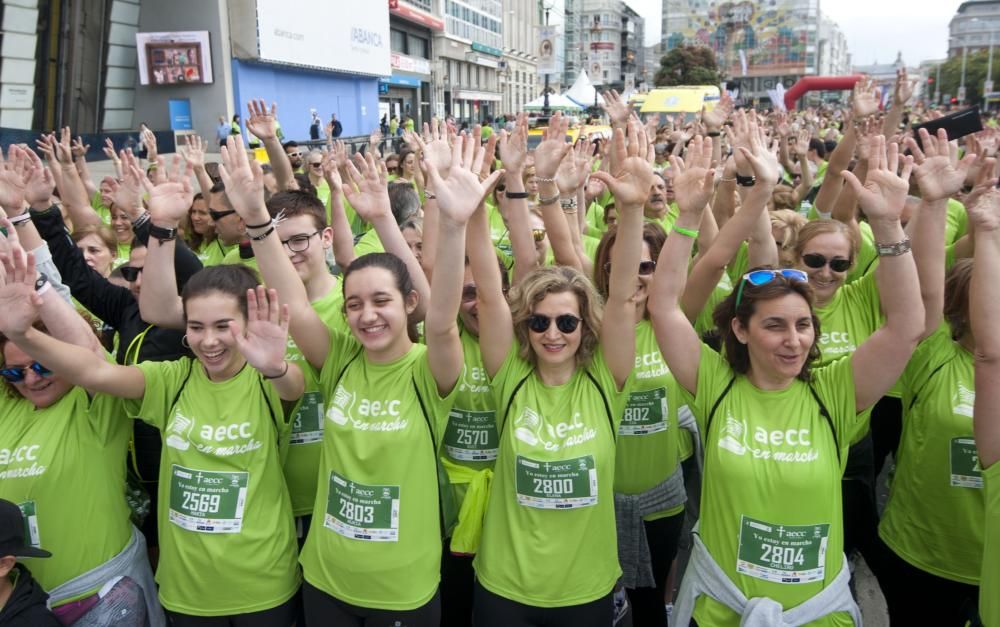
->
[181, 335, 190, 349]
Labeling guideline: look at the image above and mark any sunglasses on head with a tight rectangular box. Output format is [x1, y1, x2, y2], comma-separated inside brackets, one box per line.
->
[602, 260, 657, 275]
[735, 268, 809, 308]
[532, 228, 546, 243]
[209, 209, 236, 222]
[120, 266, 144, 282]
[527, 313, 582, 334]
[801, 253, 851, 273]
[0, 362, 53, 383]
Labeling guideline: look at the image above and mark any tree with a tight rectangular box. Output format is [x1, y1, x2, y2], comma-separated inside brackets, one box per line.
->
[654, 45, 723, 87]
[934, 49, 1000, 106]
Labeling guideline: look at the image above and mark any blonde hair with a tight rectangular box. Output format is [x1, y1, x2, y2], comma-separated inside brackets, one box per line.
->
[794, 219, 858, 264]
[508, 266, 603, 368]
[770, 209, 808, 266]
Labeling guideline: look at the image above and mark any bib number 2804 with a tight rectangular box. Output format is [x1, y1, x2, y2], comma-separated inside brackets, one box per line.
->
[736, 515, 830, 584]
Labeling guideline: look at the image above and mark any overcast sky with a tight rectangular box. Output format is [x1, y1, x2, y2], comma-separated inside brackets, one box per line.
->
[627, 0, 962, 66]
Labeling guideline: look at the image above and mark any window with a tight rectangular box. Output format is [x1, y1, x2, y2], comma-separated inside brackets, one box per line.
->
[391, 29, 406, 53]
[408, 34, 428, 58]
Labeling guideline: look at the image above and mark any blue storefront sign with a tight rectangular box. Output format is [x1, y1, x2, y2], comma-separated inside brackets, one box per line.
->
[379, 75, 423, 89]
[168, 98, 193, 130]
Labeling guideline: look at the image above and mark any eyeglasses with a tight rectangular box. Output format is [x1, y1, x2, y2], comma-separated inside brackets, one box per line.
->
[734, 269, 808, 308]
[801, 253, 851, 273]
[309, 162, 323, 169]
[532, 228, 547, 243]
[120, 266, 144, 282]
[281, 231, 320, 253]
[461, 284, 478, 303]
[527, 313, 582, 334]
[209, 209, 236, 222]
[0, 362, 53, 383]
[602, 260, 657, 275]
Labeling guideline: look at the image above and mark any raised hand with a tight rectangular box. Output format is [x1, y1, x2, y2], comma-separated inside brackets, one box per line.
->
[600, 89, 633, 128]
[842, 136, 913, 222]
[497, 112, 528, 173]
[0, 146, 29, 214]
[533, 111, 573, 178]
[137, 155, 194, 225]
[963, 157, 999, 214]
[217, 136, 265, 218]
[793, 129, 811, 157]
[589, 117, 656, 210]
[321, 147, 344, 195]
[968, 188, 1000, 232]
[245, 99, 279, 142]
[420, 118, 453, 177]
[893, 68, 915, 106]
[669, 136, 715, 217]
[23, 163, 55, 207]
[0, 221, 41, 337]
[232, 286, 291, 377]
[905, 128, 976, 202]
[851, 77, 880, 120]
[142, 128, 158, 162]
[102, 138, 119, 162]
[423, 131, 504, 225]
[702, 92, 734, 131]
[736, 115, 780, 190]
[182, 135, 206, 169]
[71, 137, 90, 160]
[341, 152, 391, 222]
[556, 140, 592, 196]
[109, 149, 144, 213]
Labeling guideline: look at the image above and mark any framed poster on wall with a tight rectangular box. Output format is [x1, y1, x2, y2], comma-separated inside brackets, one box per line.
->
[136, 31, 214, 86]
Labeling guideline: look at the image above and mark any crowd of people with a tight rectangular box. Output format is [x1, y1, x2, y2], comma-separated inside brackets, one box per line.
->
[0, 71, 998, 627]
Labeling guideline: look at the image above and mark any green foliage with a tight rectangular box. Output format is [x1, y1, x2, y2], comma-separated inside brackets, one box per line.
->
[934, 49, 1000, 105]
[654, 45, 723, 87]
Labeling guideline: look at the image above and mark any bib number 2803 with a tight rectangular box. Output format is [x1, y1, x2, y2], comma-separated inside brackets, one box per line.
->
[325, 472, 400, 542]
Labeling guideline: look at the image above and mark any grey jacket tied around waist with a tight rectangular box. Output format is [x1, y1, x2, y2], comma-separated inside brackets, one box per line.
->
[613, 464, 686, 589]
[47, 525, 165, 627]
[673, 529, 862, 627]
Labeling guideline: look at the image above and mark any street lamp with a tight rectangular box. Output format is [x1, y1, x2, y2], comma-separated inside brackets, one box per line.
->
[542, 1, 552, 117]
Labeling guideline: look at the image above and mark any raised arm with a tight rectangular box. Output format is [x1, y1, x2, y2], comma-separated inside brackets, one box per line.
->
[217, 136, 330, 370]
[246, 100, 296, 191]
[38, 131, 102, 230]
[970, 189, 1000, 468]
[322, 143, 357, 269]
[71, 136, 98, 198]
[182, 135, 216, 198]
[423, 131, 503, 393]
[882, 68, 914, 138]
[845, 136, 924, 412]
[413, 120, 453, 279]
[907, 128, 976, 339]
[232, 287, 305, 402]
[533, 113, 580, 269]
[590, 120, 654, 388]
[497, 114, 537, 285]
[556, 139, 595, 276]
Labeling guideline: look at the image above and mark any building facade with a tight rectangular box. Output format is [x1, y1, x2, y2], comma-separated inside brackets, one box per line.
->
[567, 0, 645, 93]
[817, 17, 850, 77]
[949, 0, 1000, 58]
[436, 0, 504, 123]
[384, 0, 443, 132]
[500, 0, 539, 117]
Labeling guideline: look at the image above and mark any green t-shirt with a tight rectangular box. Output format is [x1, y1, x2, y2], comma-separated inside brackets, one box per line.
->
[443, 327, 499, 508]
[725, 242, 751, 288]
[879, 327, 982, 584]
[0, 389, 132, 592]
[814, 272, 880, 368]
[847, 221, 878, 282]
[474, 344, 632, 607]
[945, 198, 968, 246]
[283, 282, 347, 515]
[114, 242, 132, 269]
[91, 191, 111, 225]
[646, 203, 680, 235]
[195, 239, 236, 267]
[126, 358, 299, 616]
[614, 320, 684, 519]
[691, 344, 857, 627]
[221, 245, 260, 275]
[981, 461, 1000, 627]
[299, 332, 457, 610]
[694, 273, 734, 337]
[353, 228, 385, 258]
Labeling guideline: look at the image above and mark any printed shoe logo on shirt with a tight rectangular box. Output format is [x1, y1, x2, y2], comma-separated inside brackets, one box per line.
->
[164, 410, 263, 457]
[953, 383, 975, 418]
[513, 407, 596, 452]
[458, 364, 489, 394]
[717, 411, 819, 463]
[326, 383, 408, 432]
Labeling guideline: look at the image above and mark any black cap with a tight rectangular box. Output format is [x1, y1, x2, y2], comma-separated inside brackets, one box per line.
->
[0, 499, 51, 559]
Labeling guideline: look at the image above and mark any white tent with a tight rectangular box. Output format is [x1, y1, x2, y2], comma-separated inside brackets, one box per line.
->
[564, 71, 598, 108]
[524, 93, 584, 111]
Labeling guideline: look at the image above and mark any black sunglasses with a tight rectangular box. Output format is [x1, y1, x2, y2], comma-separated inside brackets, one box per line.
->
[527, 314, 582, 334]
[602, 260, 657, 275]
[209, 209, 236, 222]
[802, 253, 851, 273]
[120, 266, 144, 282]
[0, 361, 53, 383]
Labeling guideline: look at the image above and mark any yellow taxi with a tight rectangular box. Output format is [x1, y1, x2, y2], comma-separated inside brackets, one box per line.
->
[526, 123, 613, 150]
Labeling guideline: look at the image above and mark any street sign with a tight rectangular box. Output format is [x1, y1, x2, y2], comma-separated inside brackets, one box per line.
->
[986, 80, 995, 92]
[958, 86, 967, 102]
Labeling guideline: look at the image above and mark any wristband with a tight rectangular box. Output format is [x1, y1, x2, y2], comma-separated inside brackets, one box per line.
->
[672, 224, 699, 238]
[719, 176, 737, 183]
[504, 191, 529, 199]
[244, 218, 273, 230]
[148, 223, 177, 242]
[534, 175, 556, 183]
[248, 226, 275, 242]
[538, 193, 560, 205]
[8, 213, 32, 227]
[131, 211, 151, 229]
[875, 237, 912, 257]
[34, 273, 51, 296]
[735, 174, 756, 187]
[707, 131, 721, 137]
[560, 197, 578, 210]
[263, 361, 289, 380]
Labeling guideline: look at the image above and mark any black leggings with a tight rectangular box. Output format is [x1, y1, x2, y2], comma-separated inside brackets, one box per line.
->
[870, 396, 903, 477]
[165, 595, 297, 627]
[625, 512, 685, 627]
[302, 581, 440, 627]
[873, 536, 982, 626]
[440, 538, 475, 627]
[841, 433, 880, 562]
[472, 580, 615, 627]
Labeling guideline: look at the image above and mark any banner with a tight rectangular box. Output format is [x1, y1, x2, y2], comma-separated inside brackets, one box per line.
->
[537, 25, 563, 76]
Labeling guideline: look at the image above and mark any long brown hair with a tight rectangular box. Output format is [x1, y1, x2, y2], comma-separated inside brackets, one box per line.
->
[944, 259, 973, 341]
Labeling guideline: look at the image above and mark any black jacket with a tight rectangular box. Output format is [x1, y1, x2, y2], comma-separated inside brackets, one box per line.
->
[0, 564, 60, 627]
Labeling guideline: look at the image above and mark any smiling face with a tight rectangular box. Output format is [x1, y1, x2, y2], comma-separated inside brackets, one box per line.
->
[528, 291, 583, 371]
[184, 292, 247, 381]
[401, 152, 417, 177]
[733, 293, 815, 388]
[75, 233, 115, 277]
[3, 342, 73, 409]
[343, 266, 416, 360]
[797, 231, 851, 306]
[189, 197, 213, 236]
[110, 207, 134, 244]
[275, 215, 330, 284]
[645, 175, 667, 218]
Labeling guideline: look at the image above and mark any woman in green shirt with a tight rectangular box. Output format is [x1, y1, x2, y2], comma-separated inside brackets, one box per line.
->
[651, 132, 924, 626]
[467, 119, 650, 625]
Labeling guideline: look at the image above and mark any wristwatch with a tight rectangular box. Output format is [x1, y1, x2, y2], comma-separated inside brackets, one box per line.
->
[148, 223, 178, 242]
[735, 174, 756, 187]
[875, 238, 912, 257]
[35, 272, 51, 296]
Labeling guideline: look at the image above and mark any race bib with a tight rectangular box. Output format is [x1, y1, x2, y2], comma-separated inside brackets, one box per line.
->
[17, 501, 41, 548]
[515, 454, 598, 509]
[736, 515, 830, 584]
[291, 391, 324, 445]
[619, 387, 668, 436]
[950, 437, 983, 488]
[324, 471, 400, 542]
[444, 408, 499, 461]
[168, 465, 249, 533]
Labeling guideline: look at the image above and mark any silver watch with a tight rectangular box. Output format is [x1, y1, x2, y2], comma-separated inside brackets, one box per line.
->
[875, 238, 912, 257]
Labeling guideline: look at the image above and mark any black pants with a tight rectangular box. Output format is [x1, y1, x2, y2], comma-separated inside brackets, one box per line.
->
[165, 595, 297, 626]
[440, 538, 475, 627]
[870, 396, 903, 477]
[841, 433, 880, 562]
[302, 581, 440, 627]
[874, 535, 982, 626]
[473, 580, 614, 627]
[625, 512, 685, 627]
